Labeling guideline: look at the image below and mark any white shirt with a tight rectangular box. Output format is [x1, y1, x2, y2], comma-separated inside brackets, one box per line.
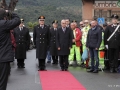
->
[19, 27, 23, 31]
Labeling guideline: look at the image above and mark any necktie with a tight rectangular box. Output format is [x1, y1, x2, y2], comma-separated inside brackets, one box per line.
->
[63, 28, 66, 33]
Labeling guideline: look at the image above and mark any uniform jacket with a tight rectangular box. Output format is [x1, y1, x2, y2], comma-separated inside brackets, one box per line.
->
[56, 27, 72, 55]
[0, 13, 20, 62]
[49, 28, 58, 56]
[14, 26, 29, 59]
[104, 24, 120, 48]
[86, 26, 102, 49]
[33, 25, 50, 59]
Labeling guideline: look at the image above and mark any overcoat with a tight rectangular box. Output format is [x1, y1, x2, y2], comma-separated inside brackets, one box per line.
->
[14, 27, 29, 59]
[33, 25, 50, 59]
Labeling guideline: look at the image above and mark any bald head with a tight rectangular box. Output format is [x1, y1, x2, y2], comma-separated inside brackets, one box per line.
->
[84, 20, 89, 27]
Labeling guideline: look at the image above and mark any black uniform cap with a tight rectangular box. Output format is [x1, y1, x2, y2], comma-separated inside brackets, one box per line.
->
[38, 16, 45, 19]
[72, 20, 77, 23]
[20, 18, 24, 23]
[111, 14, 119, 19]
[52, 20, 58, 24]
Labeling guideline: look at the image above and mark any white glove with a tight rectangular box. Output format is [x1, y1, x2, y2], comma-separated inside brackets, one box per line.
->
[105, 45, 108, 49]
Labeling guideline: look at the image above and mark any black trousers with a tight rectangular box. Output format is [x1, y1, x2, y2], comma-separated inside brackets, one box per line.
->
[52, 56, 58, 63]
[109, 48, 119, 68]
[104, 50, 110, 69]
[38, 59, 45, 69]
[59, 55, 69, 69]
[0, 62, 10, 90]
[17, 59, 25, 66]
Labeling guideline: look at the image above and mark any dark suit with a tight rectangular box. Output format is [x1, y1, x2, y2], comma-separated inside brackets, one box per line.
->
[33, 25, 50, 69]
[56, 27, 72, 69]
[104, 24, 120, 69]
[14, 26, 29, 67]
[50, 28, 58, 63]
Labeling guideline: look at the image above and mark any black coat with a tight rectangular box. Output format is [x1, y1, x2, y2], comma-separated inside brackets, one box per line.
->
[104, 24, 120, 49]
[50, 28, 58, 56]
[0, 13, 20, 63]
[33, 25, 50, 59]
[86, 26, 102, 49]
[14, 27, 29, 59]
[56, 27, 72, 55]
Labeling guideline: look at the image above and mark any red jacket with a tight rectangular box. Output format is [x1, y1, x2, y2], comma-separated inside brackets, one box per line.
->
[74, 28, 82, 47]
[10, 30, 16, 51]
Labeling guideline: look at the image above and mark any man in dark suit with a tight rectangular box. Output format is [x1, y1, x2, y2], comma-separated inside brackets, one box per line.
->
[0, 8, 20, 90]
[56, 19, 72, 71]
[33, 16, 50, 71]
[14, 19, 29, 68]
[50, 20, 58, 64]
[104, 15, 120, 73]
[86, 20, 102, 73]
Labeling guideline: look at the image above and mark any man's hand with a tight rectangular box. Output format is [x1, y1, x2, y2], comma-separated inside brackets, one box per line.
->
[95, 48, 98, 50]
[5, 10, 9, 12]
[72, 39, 75, 43]
[58, 47, 60, 50]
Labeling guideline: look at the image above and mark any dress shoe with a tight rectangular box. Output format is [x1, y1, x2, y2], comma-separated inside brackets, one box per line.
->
[18, 66, 21, 68]
[64, 69, 68, 71]
[38, 68, 47, 71]
[61, 68, 64, 71]
[110, 68, 114, 73]
[87, 69, 94, 72]
[21, 66, 25, 68]
[93, 70, 98, 73]
[52, 62, 56, 64]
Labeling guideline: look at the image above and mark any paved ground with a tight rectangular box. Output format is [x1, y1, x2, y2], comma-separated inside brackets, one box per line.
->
[7, 49, 120, 90]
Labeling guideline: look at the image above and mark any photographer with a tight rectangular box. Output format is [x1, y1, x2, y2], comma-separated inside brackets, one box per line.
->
[0, 8, 20, 90]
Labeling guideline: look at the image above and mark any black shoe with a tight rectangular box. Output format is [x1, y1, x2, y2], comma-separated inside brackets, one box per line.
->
[47, 61, 51, 63]
[87, 69, 94, 72]
[93, 70, 98, 73]
[61, 68, 64, 71]
[18, 65, 21, 68]
[42, 68, 47, 71]
[21, 66, 25, 68]
[64, 69, 68, 71]
[52, 62, 56, 64]
[110, 68, 114, 73]
[38, 68, 47, 71]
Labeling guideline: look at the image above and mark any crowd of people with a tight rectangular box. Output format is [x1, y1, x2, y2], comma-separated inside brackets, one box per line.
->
[0, 8, 120, 90]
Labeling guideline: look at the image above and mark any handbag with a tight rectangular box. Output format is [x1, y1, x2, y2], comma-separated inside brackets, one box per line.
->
[82, 49, 88, 61]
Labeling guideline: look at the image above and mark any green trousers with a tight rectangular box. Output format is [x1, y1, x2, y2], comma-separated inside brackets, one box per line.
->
[69, 45, 81, 62]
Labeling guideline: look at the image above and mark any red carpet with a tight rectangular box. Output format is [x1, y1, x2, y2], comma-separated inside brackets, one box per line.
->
[39, 71, 86, 90]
